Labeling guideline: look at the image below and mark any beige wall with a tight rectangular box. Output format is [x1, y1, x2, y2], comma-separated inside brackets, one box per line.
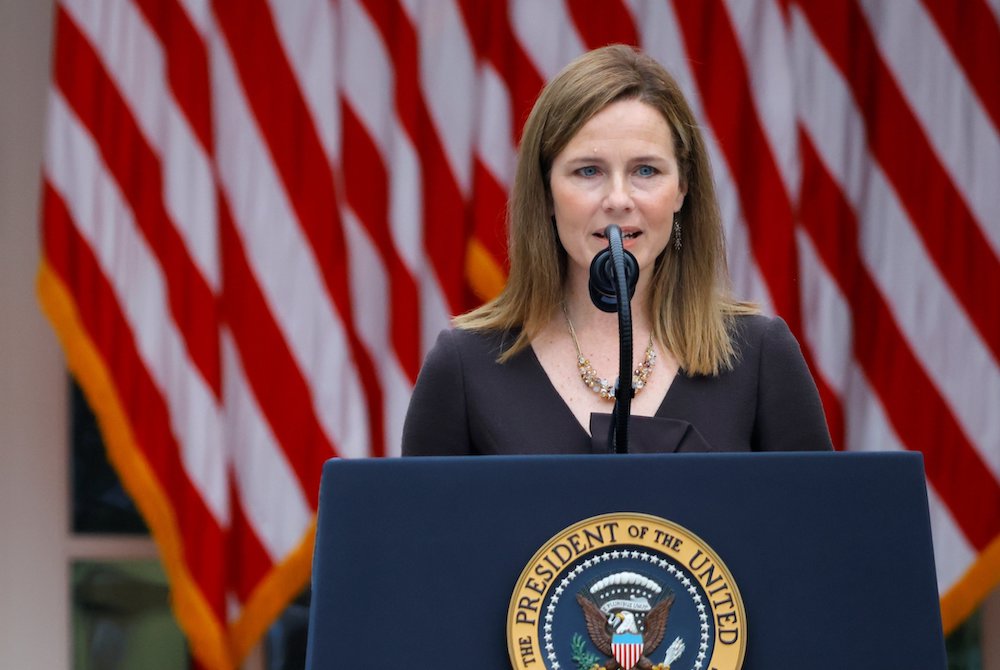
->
[0, 0, 996, 667]
[0, 0, 67, 667]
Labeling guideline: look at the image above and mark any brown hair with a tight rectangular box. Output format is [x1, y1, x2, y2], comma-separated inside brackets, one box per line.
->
[455, 44, 756, 375]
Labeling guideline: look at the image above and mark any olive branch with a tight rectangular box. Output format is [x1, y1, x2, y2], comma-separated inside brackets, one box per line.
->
[570, 633, 602, 669]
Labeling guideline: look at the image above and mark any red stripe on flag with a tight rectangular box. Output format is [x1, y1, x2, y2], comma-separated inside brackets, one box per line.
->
[567, 0, 640, 47]
[340, 103, 422, 381]
[456, 0, 550, 298]
[42, 181, 228, 615]
[921, 0, 1000, 131]
[798, 136, 1000, 548]
[360, 0, 473, 312]
[470, 160, 510, 269]
[672, 0, 802, 334]
[54, 7, 222, 397]
[211, 0, 386, 457]
[672, 0, 846, 446]
[814, 371, 845, 451]
[132, 0, 214, 152]
[456, 0, 546, 139]
[795, 0, 1000, 363]
[226, 480, 274, 605]
[218, 198, 332, 507]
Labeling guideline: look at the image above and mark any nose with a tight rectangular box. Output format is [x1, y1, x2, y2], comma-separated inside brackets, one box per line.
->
[602, 174, 634, 213]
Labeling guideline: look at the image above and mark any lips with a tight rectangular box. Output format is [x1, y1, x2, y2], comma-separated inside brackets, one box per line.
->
[594, 228, 642, 240]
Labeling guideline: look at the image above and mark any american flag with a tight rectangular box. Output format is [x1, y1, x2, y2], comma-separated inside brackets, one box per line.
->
[37, 0, 999, 667]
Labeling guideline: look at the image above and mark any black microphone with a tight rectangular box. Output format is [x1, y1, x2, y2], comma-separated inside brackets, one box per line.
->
[587, 224, 638, 454]
[588, 226, 639, 313]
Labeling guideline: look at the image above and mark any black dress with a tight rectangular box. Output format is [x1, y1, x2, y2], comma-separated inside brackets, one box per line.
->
[402, 314, 833, 455]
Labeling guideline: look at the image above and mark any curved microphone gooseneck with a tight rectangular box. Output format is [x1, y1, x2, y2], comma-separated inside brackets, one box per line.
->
[587, 224, 639, 454]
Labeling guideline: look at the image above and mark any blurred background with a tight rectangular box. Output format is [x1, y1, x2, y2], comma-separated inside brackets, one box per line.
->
[2, 0, 998, 668]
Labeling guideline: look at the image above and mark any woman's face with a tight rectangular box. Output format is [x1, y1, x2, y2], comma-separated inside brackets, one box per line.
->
[549, 99, 685, 287]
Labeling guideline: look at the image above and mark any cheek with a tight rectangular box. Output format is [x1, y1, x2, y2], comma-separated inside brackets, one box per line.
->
[549, 181, 573, 216]
[550, 178, 599, 217]
[553, 220, 575, 252]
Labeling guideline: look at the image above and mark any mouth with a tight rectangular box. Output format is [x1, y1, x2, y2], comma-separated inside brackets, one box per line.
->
[594, 228, 642, 241]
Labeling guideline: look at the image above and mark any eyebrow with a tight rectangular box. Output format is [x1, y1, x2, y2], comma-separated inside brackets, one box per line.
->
[561, 154, 671, 165]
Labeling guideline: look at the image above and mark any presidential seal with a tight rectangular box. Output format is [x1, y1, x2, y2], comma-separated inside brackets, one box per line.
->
[507, 513, 746, 670]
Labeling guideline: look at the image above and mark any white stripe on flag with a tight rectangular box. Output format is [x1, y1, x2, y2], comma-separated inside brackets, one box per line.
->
[796, 229, 853, 397]
[46, 91, 229, 525]
[475, 63, 518, 188]
[222, 331, 313, 562]
[792, 9, 1000, 471]
[209, 23, 370, 458]
[628, 0, 774, 311]
[266, 0, 343, 165]
[723, 0, 802, 199]
[62, 0, 220, 290]
[342, 207, 415, 456]
[857, 0, 1000, 253]
[403, 0, 479, 196]
[510, 0, 585, 80]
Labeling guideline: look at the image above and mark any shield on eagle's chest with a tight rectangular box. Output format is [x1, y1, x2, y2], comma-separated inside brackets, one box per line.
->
[611, 633, 643, 669]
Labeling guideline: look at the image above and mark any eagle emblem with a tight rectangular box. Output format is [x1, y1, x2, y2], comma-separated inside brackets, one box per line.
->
[507, 514, 747, 670]
[575, 572, 682, 670]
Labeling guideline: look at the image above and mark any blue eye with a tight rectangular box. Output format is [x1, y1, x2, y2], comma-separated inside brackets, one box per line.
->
[636, 165, 657, 177]
[577, 166, 599, 177]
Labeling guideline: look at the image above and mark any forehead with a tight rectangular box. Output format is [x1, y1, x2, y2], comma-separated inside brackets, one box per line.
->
[561, 99, 674, 156]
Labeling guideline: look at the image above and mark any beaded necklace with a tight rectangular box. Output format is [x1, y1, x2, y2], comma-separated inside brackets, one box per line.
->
[562, 304, 656, 400]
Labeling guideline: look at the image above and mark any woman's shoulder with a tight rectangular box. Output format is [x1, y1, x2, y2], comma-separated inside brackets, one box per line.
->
[417, 326, 526, 393]
[414, 327, 512, 392]
[431, 326, 521, 361]
[730, 312, 794, 346]
[724, 313, 804, 371]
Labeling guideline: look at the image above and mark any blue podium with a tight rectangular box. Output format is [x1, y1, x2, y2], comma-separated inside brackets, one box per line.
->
[305, 453, 946, 669]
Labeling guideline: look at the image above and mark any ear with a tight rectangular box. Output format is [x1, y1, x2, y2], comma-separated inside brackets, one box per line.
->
[676, 171, 688, 211]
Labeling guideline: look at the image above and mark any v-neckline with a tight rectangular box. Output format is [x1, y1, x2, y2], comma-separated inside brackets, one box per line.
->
[526, 343, 682, 438]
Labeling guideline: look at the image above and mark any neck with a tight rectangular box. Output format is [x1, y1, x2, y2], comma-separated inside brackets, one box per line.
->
[561, 266, 652, 333]
[559, 270, 659, 403]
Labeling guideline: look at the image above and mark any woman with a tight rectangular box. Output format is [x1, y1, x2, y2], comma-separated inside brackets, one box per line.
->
[403, 45, 832, 455]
